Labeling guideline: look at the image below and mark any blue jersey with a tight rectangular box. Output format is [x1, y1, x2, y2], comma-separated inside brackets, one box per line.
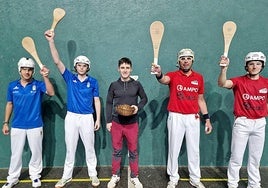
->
[62, 69, 99, 114]
[7, 79, 46, 129]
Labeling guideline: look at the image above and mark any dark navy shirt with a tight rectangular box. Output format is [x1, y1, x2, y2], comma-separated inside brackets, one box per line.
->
[106, 78, 148, 125]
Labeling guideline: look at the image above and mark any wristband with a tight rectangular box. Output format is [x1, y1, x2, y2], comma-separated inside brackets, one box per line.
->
[156, 72, 163, 80]
[3, 121, 9, 125]
[202, 114, 210, 120]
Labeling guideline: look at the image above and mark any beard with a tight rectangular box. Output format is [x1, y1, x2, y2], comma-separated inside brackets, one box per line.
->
[177, 62, 193, 73]
[180, 68, 191, 73]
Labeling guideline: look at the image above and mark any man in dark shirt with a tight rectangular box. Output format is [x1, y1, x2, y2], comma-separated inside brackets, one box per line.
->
[106, 57, 148, 188]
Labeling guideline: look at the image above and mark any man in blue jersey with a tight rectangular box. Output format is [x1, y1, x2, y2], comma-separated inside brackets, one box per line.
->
[44, 30, 101, 187]
[106, 57, 148, 188]
[2, 57, 55, 188]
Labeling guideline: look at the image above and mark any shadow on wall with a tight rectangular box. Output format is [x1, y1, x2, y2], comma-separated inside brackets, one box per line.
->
[67, 40, 77, 71]
[94, 97, 107, 164]
[204, 81, 234, 166]
[209, 92, 232, 166]
[42, 78, 67, 176]
[148, 96, 169, 166]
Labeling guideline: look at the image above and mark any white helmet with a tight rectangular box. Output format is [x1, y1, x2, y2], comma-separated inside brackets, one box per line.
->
[73, 55, 91, 69]
[177, 48, 195, 61]
[245, 52, 266, 66]
[18, 57, 35, 72]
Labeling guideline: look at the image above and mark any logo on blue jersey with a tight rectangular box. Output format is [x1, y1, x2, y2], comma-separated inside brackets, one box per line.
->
[31, 85, 37, 93]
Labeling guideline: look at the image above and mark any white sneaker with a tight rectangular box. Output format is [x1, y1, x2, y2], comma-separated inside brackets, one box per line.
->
[90, 176, 100, 186]
[32, 179, 41, 187]
[190, 180, 205, 188]
[55, 178, 72, 188]
[167, 181, 177, 188]
[107, 175, 120, 188]
[130, 177, 143, 188]
[2, 180, 19, 188]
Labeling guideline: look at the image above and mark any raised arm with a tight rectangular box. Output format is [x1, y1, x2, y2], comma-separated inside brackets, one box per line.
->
[44, 30, 66, 74]
[40, 66, 55, 96]
[218, 56, 233, 89]
[151, 63, 170, 85]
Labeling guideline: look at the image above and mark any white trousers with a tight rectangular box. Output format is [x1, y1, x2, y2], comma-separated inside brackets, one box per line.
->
[61, 112, 97, 179]
[227, 117, 266, 188]
[7, 127, 43, 183]
[167, 112, 201, 184]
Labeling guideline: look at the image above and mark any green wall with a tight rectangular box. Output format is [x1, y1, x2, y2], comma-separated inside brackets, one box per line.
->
[1, 0, 268, 168]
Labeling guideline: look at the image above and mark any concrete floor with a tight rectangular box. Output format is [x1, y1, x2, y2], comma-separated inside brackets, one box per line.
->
[0, 166, 267, 188]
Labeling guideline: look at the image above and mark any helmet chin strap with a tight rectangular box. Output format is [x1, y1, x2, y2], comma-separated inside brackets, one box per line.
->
[180, 68, 191, 73]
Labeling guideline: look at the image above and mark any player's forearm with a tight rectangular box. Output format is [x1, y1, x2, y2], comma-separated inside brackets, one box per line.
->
[48, 41, 66, 73]
[156, 73, 170, 85]
[4, 103, 13, 124]
[48, 41, 62, 65]
[198, 96, 209, 115]
[218, 68, 228, 87]
[94, 97, 101, 122]
[43, 77, 55, 96]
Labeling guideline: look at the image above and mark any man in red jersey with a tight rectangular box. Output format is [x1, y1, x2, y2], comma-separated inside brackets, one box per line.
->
[218, 52, 268, 188]
[151, 48, 212, 188]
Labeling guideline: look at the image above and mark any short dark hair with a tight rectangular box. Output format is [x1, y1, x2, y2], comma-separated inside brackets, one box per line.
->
[118, 57, 132, 67]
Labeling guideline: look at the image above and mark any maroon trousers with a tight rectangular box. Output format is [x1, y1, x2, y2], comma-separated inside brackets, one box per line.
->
[111, 121, 139, 178]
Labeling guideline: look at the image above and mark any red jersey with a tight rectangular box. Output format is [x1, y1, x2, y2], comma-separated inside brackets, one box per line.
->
[231, 75, 268, 119]
[166, 70, 204, 114]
